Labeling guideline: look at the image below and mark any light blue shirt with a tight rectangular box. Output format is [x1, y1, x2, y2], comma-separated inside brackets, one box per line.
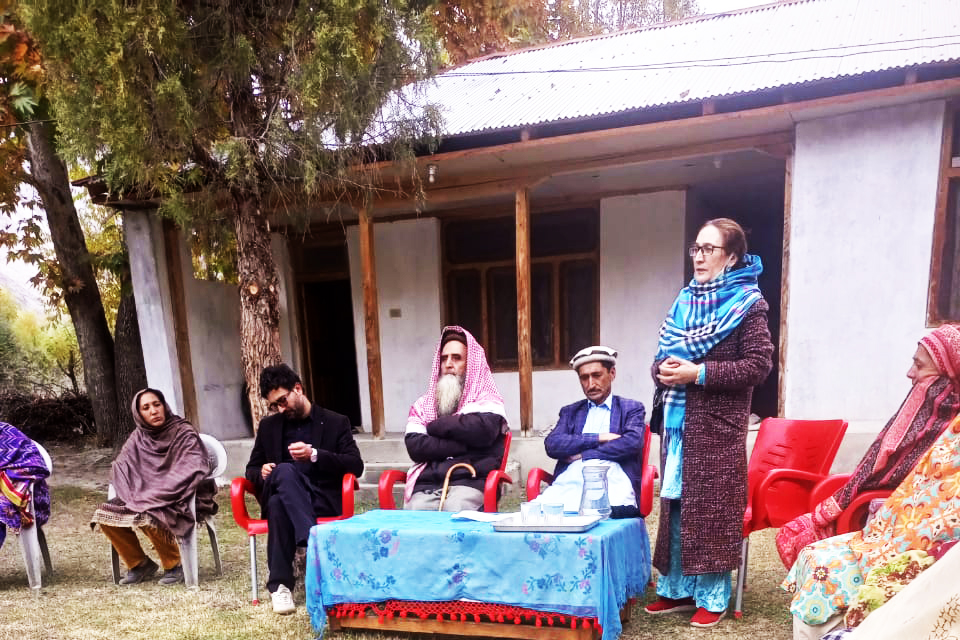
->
[582, 396, 613, 435]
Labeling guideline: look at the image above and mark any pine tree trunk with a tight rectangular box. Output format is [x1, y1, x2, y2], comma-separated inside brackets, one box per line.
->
[234, 194, 282, 430]
[26, 121, 121, 445]
[113, 272, 147, 442]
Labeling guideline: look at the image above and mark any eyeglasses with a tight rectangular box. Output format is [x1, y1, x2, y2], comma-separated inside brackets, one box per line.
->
[268, 391, 293, 413]
[688, 243, 726, 257]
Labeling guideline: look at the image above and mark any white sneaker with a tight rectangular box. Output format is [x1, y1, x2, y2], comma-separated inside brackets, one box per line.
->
[271, 584, 295, 615]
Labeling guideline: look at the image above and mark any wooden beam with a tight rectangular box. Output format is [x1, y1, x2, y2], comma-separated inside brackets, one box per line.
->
[161, 219, 199, 426]
[778, 151, 793, 418]
[366, 132, 794, 213]
[516, 187, 533, 436]
[927, 101, 956, 326]
[905, 68, 919, 85]
[702, 99, 717, 116]
[358, 204, 386, 438]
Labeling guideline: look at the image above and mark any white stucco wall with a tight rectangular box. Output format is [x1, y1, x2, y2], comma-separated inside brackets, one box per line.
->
[124, 211, 185, 415]
[786, 100, 946, 432]
[272, 234, 302, 373]
[600, 191, 687, 413]
[177, 231, 249, 439]
[348, 192, 687, 433]
[348, 218, 444, 431]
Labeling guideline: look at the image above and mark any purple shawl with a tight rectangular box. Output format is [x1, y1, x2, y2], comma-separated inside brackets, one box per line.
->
[0, 422, 50, 549]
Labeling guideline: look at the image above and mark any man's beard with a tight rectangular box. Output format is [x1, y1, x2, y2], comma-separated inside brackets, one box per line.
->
[436, 373, 464, 416]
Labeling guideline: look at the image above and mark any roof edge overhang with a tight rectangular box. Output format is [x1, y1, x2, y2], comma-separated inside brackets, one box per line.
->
[79, 74, 960, 218]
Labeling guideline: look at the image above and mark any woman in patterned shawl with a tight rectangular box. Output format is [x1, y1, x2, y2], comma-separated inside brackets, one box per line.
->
[644, 218, 774, 628]
[776, 324, 960, 569]
[0, 422, 50, 550]
[782, 413, 960, 640]
[91, 388, 215, 586]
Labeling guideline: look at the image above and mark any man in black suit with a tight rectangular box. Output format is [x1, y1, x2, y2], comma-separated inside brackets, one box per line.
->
[245, 364, 363, 614]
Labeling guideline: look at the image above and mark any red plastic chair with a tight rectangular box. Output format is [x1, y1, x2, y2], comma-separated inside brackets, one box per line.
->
[525, 423, 658, 517]
[807, 473, 893, 535]
[378, 431, 513, 512]
[231, 473, 359, 605]
[734, 418, 848, 619]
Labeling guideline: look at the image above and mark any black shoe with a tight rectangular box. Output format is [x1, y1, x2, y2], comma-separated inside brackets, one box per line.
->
[158, 564, 184, 586]
[293, 547, 307, 581]
[119, 557, 159, 585]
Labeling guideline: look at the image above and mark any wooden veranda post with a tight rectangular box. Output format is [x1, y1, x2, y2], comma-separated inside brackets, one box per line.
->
[162, 219, 199, 426]
[359, 204, 386, 438]
[515, 187, 533, 436]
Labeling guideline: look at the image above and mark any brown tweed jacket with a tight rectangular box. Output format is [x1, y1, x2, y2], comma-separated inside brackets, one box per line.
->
[652, 298, 773, 576]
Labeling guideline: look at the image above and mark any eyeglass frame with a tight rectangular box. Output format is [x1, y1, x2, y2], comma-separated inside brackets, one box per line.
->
[688, 243, 726, 257]
[267, 387, 297, 413]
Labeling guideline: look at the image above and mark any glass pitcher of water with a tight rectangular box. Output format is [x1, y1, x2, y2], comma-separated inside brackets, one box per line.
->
[579, 463, 611, 519]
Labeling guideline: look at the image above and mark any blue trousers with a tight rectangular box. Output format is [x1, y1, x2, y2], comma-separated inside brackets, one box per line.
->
[655, 500, 731, 612]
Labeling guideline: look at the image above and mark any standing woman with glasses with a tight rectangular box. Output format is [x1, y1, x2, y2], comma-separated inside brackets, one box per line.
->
[644, 218, 773, 628]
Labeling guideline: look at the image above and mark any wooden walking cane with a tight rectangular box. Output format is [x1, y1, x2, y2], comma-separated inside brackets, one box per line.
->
[438, 463, 476, 511]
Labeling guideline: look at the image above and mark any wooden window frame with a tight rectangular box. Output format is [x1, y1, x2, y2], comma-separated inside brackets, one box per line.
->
[442, 207, 601, 371]
[928, 99, 960, 325]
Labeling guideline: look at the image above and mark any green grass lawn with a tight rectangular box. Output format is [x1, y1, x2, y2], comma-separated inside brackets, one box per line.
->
[0, 484, 793, 640]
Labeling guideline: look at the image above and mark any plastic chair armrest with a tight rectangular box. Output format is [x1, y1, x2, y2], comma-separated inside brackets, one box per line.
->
[378, 470, 408, 510]
[755, 469, 828, 499]
[526, 468, 553, 501]
[754, 468, 829, 528]
[230, 477, 258, 530]
[836, 490, 891, 534]
[483, 470, 513, 512]
[639, 465, 657, 517]
[341, 474, 359, 516]
[808, 473, 853, 508]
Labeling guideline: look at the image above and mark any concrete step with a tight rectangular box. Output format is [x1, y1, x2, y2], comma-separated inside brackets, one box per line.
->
[220, 428, 878, 496]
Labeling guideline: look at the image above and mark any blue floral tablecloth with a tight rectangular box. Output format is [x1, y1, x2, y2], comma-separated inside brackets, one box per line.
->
[306, 510, 651, 640]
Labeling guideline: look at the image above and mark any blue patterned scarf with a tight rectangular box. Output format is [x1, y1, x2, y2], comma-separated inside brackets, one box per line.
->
[656, 254, 763, 498]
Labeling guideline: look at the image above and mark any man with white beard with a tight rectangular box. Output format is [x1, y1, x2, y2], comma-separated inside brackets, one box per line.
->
[402, 326, 509, 511]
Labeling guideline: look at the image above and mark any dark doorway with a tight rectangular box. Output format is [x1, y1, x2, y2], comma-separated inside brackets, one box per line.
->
[292, 236, 362, 427]
[687, 167, 785, 419]
[300, 279, 362, 426]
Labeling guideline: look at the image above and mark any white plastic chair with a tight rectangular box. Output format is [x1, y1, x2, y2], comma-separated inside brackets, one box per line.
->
[20, 441, 53, 594]
[109, 433, 225, 587]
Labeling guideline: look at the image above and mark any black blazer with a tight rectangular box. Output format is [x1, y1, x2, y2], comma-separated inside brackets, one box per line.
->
[244, 405, 364, 499]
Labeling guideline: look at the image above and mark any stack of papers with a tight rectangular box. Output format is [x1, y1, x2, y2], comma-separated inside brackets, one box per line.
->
[450, 511, 514, 522]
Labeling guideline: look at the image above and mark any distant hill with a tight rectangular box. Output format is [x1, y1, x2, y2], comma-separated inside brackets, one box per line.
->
[0, 261, 45, 315]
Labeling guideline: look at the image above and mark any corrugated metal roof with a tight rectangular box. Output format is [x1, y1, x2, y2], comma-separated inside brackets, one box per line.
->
[420, 0, 960, 136]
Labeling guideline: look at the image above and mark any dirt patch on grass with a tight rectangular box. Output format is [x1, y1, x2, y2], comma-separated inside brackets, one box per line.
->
[43, 439, 114, 491]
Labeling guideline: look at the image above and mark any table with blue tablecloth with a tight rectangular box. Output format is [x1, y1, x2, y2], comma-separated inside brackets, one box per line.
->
[305, 510, 651, 640]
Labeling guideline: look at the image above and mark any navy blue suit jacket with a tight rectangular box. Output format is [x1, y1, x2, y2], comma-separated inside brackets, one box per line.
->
[543, 395, 646, 494]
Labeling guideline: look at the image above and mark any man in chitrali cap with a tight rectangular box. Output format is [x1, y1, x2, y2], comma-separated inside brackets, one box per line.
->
[402, 326, 509, 511]
[536, 345, 646, 517]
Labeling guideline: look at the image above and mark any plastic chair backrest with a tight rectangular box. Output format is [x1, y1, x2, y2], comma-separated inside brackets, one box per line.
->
[746, 418, 848, 531]
[33, 442, 52, 475]
[199, 433, 227, 479]
[641, 423, 651, 469]
[500, 430, 512, 472]
[747, 418, 847, 489]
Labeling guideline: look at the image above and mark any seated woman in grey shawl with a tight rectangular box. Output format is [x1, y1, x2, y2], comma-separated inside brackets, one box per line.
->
[90, 388, 216, 586]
